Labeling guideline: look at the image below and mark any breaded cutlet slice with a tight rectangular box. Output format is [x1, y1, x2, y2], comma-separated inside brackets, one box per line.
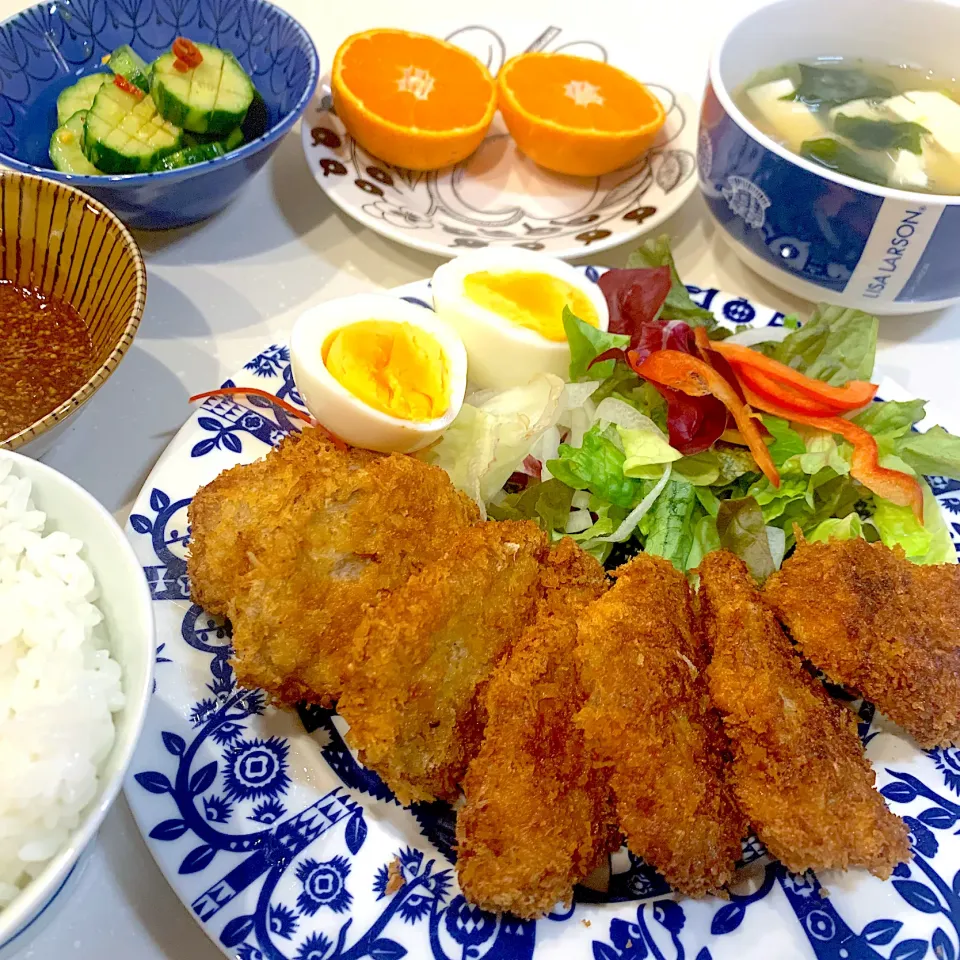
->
[699, 551, 910, 879]
[575, 553, 746, 897]
[188, 427, 375, 618]
[189, 427, 479, 706]
[764, 537, 960, 748]
[339, 520, 549, 807]
[456, 539, 617, 919]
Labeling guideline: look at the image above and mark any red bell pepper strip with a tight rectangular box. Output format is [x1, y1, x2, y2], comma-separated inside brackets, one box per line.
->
[733, 364, 848, 418]
[188, 387, 348, 452]
[631, 349, 780, 488]
[703, 339, 878, 411]
[736, 382, 924, 521]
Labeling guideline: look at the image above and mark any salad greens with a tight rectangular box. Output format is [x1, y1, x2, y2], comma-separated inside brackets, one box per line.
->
[762, 304, 878, 384]
[427, 237, 960, 574]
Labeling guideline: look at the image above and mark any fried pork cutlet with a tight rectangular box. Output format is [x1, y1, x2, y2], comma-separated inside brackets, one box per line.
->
[575, 553, 746, 897]
[338, 520, 549, 807]
[188, 427, 479, 706]
[188, 428, 376, 618]
[764, 538, 960, 749]
[456, 539, 616, 919]
[698, 551, 910, 878]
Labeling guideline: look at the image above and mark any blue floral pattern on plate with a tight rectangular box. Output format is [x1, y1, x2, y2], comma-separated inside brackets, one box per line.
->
[125, 271, 960, 960]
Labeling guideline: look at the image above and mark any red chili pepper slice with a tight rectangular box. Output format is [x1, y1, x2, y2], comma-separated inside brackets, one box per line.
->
[703, 339, 878, 412]
[172, 36, 203, 68]
[630, 349, 780, 488]
[188, 387, 348, 452]
[736, 382, 924, 521]
[113, 74, 143, 97]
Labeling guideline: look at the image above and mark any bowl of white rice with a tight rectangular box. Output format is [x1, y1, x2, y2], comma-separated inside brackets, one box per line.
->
[0, 450, 153, 951]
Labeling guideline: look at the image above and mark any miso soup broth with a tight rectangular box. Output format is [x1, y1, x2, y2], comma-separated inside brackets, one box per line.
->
[733, 58, 960, 195]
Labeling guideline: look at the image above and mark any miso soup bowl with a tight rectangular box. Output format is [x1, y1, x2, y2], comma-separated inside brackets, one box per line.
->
[699, 0, 960, 315]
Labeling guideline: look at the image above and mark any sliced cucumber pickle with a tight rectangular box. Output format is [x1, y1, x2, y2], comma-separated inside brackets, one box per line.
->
[151, 43, 254, 135]
[107, 44, 152, 94]
[49, 111, 102, 174]
[84, 82, 182, 174]
[151, 140, 225, 171]
[56, 74, 108, 126]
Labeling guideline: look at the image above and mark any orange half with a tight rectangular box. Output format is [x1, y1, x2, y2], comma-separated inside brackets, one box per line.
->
[331, 29, 497, 171]
[497, 52, 666, 177]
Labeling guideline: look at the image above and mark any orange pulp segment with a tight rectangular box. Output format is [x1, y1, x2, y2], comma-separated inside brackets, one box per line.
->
[331, 29, 497, 171]
[497, 52, 667, 177]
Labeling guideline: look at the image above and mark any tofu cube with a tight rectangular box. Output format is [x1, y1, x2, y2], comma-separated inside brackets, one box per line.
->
[885, 91, 960, 154]
[746, 78, 825, 151]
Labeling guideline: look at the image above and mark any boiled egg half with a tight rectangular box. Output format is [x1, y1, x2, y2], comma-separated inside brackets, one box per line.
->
[291, 293, 467, 453]
[431, 249, 610, 391]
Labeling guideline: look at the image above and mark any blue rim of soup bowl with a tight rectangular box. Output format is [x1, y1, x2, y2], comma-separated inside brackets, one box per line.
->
[708, 2, 960, 208]
[0, 0, 319, 190]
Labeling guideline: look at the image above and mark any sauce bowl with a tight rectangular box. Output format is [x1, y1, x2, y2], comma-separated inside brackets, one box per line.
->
[0, 172, 146, 458]
[699, 0, 960, 315]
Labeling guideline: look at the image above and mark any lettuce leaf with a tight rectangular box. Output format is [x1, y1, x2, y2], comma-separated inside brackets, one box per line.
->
[619, 425, 682, 475]
[564, 307, 630, 382]
[642, 477, 699, 569]
[488, 478, 575, 535]
[853, 401, 960, 481]
[626, 235, 718, 326]
[686, 515, 721, 571]
[897, 425, 960, 481]
[716, 497, 778, 581]
[424, 373, 564, 512]
[763, 416, 806, 466]
[547, 424, 643, 508]
[627, 450, 721, 486]
[852, 399, 926, 440]
[796, 430, 850, 476]
[771, 303, 878, 384]
[870, 479, 955, 564]
[807, 512, 864, 544]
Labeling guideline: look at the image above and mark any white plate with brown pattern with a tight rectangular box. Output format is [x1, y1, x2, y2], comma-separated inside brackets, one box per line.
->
[300, 23, 699, 260]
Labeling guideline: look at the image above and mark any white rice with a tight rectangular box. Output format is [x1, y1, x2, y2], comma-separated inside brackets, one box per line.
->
[0, 460, 123, 907]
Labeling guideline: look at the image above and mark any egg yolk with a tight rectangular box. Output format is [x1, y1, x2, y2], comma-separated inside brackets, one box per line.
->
[322, 321, 449, 421]
[462, 270, 600, 342]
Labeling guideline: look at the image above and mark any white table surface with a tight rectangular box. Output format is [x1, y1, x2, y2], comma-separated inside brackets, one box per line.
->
[7, 0, 959, 956]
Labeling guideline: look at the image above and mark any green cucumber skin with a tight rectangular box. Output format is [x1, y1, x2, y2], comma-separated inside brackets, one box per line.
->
[151, 43, 254, 135]
[108, 45, 152, 94]
[151, 141, 225, 171]
[222, 125, 244, 151]
[55, 74, 108, 126]
[49, 111, 102, 175]
[84, 85, 182, 174]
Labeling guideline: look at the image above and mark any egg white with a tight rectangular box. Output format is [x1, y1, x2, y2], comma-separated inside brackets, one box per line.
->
[431, 248, 610, 391]
[290, 293, 468, 454]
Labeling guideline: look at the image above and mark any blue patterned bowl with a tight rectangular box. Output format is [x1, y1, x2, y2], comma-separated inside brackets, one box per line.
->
[0, 0, 319, 229]
[699, 0, 960, 316]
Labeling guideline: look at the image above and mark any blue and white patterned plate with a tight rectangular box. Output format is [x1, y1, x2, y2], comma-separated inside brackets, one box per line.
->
[125, 271, 960, 960]
[301, 24, 698, 261]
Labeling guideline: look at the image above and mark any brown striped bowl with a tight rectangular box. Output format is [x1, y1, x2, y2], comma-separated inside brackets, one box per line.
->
[0, 171, 146, 457]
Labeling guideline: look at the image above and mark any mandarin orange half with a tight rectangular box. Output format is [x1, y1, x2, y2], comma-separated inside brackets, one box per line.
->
[497, 52, 666, 177]
[331, 29, 497, 171]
